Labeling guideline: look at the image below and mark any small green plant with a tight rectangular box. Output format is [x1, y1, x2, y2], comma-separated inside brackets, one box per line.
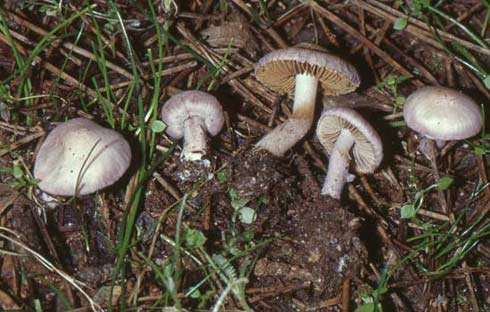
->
[376, 75, 408, 113]
[397, 181, 490, 277]
[400, 176, 454, 219]
[228, 188, 257, 225]
[0, 159, 38, 189]
[408, 0, 490, 88]
[471, 104, 490, 156]
[393, 17, 408, 31]
[356, 265, 389, 312]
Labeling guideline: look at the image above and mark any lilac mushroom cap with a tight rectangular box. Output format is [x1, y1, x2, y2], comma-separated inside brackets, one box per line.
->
[316, 107, 383, 199]
[34, 118, 131, 196]
[403, 86, 482, 142]
[160, 90, 225, 161]
[254, 45, 360, 156]
[255, 46, 360, 97]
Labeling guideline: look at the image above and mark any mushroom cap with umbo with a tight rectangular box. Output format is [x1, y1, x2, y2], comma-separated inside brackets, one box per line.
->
[160, 90, 225, 139]
[254, 46, 360, 96]
[316, 107, 383, 173]
[403, 86, 482, 141]
[34, 118, 131, 196]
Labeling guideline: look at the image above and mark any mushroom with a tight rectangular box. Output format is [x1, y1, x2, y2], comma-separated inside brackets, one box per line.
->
[160, 90, 224, 161]
[316, 107, 383, 199]
[403, 86, 482, 149]
[403, 86, 482, 211]
[254, 45, 360, 156]
[34, 118, 131, 196]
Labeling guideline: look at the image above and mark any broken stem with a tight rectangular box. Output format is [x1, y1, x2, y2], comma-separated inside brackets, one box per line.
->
[256, 73, 318, 156]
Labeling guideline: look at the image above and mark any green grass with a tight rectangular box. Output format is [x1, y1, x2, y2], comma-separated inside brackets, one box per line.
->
[0, 10, 34, 123]
[89, 8, 117, 128]
[409, 0, 490, 87]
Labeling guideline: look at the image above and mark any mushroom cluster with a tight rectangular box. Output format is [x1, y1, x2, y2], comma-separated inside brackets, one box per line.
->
[254, 45, 360, 156]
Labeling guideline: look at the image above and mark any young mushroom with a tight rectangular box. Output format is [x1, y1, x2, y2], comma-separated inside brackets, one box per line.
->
[403, 86, 482, 149]
[316, 107, 383, 199]
[254, 45, 360, 156]
[160, 90, 225, 161]
[403, 87, 482, 211]
[34, 118, 131, 197]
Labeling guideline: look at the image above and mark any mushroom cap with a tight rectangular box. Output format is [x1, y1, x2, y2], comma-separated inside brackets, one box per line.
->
[160, 90, 225, 139]
[316, 107, 383, 173]
[403, 86, 482, 140]
[34, 118, 131, 196]
[255, 46, 360, 96]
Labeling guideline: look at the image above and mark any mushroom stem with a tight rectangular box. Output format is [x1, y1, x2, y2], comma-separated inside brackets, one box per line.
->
[292, 73, 318, 119]
[435, 139, 446, 149]
[256, 73, 318, 156]
[321, 129, 355, 199]
[182, 116, 208, 161]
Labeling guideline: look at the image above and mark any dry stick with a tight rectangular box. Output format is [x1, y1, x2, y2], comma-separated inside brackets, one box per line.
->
[477, 154, 490, 200]
[0, 228, 102, 311]
[445, 3, 484, 31]
[0, 33, 132, 119]
[446, 58, 456, 87]
[66, 2, 134, 71]
[358, 7, 378, 84]
[424, 141, 449, 216]
[0, 131, 45, 157]
[318, 14, 341, 48]
[462, 261, 480, 312]
[460, 64, 490, 99]
[8, 12, 134, 80]
[220, 66, 254, 84]
[141, 61, 198, 80]
[394, 155, 432, 172]
[341, 278, 350, 312]
[179, 12, 220, 22]
[91, 61, 197, 92]
[292, 297, 341, 311]
[28, 202, 76, 306]
[193, 0, 215, 30]
[267, 97, 282, 128]
[236, 114, 270, 132]
[470, 155, 490, 221]
[392, 205, 450, 221]
[310, 3, 418, 83]
[348, 184, 389, 228]
[381, 37, 439, 85]
[0, 188, 19, 216]
[373, 1, 400, 46]
[353, 0, 490, 56]
[248, 282, 310, 303]
[0, 289, 19, 310]
[243, 77, 278, 104]
[360, 175, 387, 206]
[343, 9, 437, 85]
[127, 194, 180, 305]
[175, 23, 273, 114]
[273, 3, 307, 27]
[230, 0, 288, 48]
[142, 53, 196, 66]
[383, 111, 403, 121]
